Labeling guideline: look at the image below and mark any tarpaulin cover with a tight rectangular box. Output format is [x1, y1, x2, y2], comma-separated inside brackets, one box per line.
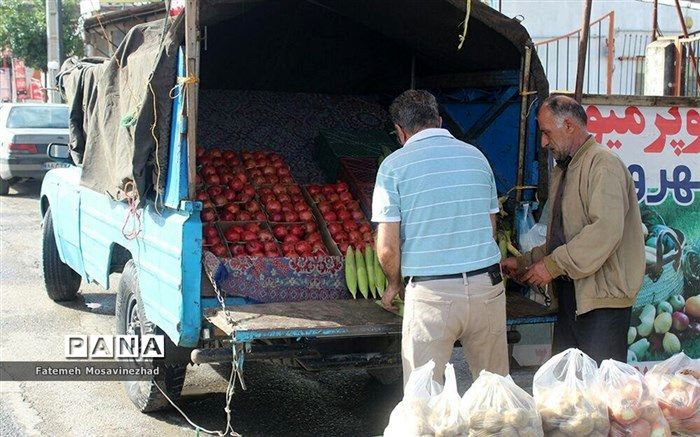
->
[57, 15, 183, 203]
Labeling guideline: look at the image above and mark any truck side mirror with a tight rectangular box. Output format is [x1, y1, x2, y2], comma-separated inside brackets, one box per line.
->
[47, 143, 73, 164]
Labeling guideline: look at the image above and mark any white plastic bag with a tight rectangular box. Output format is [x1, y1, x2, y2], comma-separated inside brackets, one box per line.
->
[645, 352, 700, 436]
[427, 363, 465, 436]
[384, 360, 436, 437]
[533, 348, 609, 436]
[461, 370, 543, 437]
[599, 359, 671, 437]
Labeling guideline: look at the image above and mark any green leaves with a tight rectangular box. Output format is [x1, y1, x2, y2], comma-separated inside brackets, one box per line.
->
[0, 0, 83, 71]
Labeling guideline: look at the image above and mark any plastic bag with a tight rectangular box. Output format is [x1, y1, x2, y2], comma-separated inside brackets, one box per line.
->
[461, 370, 543, 437]
[599, 359, 671, 437]
[427, 363, 465, 436]
[384, 360, 438, 437]
[645, 352, 700, 436]
[533, 348, 609, 436]
[520, 223, 547, 253]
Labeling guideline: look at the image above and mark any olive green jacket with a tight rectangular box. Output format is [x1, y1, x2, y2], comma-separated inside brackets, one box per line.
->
[518, 137, 645, 315]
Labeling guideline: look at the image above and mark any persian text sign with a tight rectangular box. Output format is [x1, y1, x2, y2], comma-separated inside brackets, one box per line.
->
[585, 105, 700, 207]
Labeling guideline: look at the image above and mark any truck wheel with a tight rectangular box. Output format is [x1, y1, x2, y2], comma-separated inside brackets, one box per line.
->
[42, 207, 81, 301]
[116, 260, 187, 413]
[367, 367, 403, 385]
[0, 177, 9, 195]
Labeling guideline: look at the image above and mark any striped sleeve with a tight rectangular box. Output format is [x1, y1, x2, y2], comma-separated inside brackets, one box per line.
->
[488, 166, 499, 214]
[372, 162, 401, 222]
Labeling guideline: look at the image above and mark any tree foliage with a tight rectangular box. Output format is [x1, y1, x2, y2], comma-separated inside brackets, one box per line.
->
[0, 0, 84, 71]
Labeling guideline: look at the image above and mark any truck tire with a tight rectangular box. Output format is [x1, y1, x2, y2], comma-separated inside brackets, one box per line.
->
[116, 260, 187, 413]
[0, 177, 9, 195]
[42, 207, 81, 301]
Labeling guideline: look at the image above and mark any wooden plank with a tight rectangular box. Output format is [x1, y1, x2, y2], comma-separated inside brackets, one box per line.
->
[185, 0, 199, 199]
[579, 93, 700, 108]
[206, 299, 403, 339]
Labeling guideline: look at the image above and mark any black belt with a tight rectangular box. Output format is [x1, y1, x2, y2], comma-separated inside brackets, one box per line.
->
[410, 264, 501, 283]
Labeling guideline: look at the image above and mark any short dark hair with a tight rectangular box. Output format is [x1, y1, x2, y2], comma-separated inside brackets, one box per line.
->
[389, 90, 441, 133]
[541, 95, 588, 127]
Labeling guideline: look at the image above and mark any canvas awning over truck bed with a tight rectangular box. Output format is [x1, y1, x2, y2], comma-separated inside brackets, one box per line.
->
[59, 0, 547, 203]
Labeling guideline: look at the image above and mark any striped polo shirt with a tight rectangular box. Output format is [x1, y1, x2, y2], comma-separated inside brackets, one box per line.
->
[372, 128, 501, 277]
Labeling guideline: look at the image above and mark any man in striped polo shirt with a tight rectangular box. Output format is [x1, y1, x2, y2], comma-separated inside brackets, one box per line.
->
[373, 90, 507, 385]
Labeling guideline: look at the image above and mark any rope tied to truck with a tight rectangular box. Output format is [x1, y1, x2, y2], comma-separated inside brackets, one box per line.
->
[121, 180, 142, 240]
[457, 0, 472, 50]
[169, 75, 199, 100]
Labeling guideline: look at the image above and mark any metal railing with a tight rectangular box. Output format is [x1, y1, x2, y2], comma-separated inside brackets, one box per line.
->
[616, 33, 650, 95]
[534, 11, 615, 95]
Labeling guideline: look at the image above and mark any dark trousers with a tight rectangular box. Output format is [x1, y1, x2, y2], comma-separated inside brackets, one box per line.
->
[552, 279, 631, 364]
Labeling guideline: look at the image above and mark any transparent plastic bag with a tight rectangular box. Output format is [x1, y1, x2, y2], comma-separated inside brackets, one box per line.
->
[427, 363, 465, 436]
[460, 370, 543, 437]
[533, 348, 609, 436]
[599, 359, 671, 437]
[645, 352, 700, 436]
[384, 360, 437, 437]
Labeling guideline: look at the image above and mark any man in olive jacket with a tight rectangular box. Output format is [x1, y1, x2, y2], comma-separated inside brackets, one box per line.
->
[502, 95, 645, 363]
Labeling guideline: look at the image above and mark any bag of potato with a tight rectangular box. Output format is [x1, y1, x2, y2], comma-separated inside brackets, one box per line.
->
[599, 359, 671, 437]
[645, 352, 700, 436]
[460, 370, 544, 437]
[426, 363, 465, 436]
[384, 360, 439, 437]
[533, 348, 609, 436]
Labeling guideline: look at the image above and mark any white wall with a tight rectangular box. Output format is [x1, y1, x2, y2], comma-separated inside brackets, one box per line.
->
[493, 0, 700, 38]
[486, 0, 700, 94]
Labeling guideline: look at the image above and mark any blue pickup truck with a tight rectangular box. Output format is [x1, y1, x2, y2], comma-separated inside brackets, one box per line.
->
[41, 0, 554, 414]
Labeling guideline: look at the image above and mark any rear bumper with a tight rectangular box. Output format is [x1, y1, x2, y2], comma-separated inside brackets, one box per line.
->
[0, 157, 47, 180]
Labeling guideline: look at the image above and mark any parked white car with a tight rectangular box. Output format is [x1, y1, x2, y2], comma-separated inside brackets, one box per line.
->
[0, 103, 70, 195]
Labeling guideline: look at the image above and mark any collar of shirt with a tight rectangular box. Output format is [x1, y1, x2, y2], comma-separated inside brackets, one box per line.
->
[403, 128, 454, 147]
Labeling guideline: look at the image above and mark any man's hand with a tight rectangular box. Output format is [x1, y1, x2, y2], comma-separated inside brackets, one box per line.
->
[522, 260, 554, 287]
[382, 282, 405, 313]
[501, 257, 519, 277]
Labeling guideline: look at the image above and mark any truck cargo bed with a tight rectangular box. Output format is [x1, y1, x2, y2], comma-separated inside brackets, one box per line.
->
[205, 292, 556, 343]
[205, 299, 403, 342]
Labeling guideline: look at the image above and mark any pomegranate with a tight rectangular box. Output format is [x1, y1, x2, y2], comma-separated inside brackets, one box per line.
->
[219, 211, 235, 221]
[224, 228, 241, 242]
[201, 208, 217, 223]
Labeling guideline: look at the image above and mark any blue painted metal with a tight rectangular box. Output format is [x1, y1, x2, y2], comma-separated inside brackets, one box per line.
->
[78, 188, 200, 345]
[201, 296, 258, 310]
[438, 87, 541, 196]
[164, 48, 189, 209]
[465, 86, 519, 140]
[40, 167, 87, 277]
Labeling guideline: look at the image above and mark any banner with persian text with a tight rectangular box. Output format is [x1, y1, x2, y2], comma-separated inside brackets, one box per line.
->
[584, 102, 700, 369]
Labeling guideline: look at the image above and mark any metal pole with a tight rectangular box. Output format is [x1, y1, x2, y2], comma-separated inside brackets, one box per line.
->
[673, 0, 700, 91]
[575, 0, 593, 102]
[45, 0, 62, 103]
[652, 0, 658, 42]
[606, 12, 615, 94]
[516, 46, 532, 203]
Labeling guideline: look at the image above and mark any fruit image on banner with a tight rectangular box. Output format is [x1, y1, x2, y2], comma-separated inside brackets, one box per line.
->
[583, 100, 700, 367]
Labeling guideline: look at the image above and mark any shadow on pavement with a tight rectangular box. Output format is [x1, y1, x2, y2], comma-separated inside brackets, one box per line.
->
[155, 361, 403, 437]
[5, 180, 42, 199]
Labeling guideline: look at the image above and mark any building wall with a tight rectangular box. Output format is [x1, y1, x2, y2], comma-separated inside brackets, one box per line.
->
[486, 0, 700, 94]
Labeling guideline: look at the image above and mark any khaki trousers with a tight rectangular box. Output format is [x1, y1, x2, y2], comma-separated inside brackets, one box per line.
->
[402, 272, 509, 386]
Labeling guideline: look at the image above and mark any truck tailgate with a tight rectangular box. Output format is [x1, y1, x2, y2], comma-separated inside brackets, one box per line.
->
[205, 299, 403, 342]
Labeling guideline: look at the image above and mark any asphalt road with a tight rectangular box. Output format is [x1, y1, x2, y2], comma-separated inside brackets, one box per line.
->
[0, 180, 536, 437]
